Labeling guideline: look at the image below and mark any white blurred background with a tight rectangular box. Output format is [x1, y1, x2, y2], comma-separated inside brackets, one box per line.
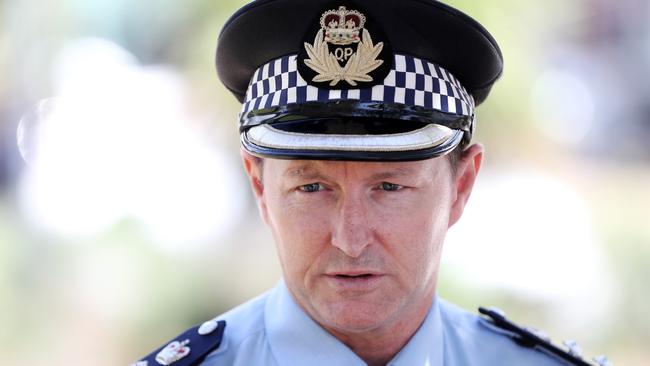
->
[0, 0, 648, 365]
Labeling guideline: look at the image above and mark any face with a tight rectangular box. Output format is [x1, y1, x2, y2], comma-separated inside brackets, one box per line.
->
[242, 148, 481, 336]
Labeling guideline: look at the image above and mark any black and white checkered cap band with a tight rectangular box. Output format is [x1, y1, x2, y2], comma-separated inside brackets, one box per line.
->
[241, 54, 475, 118]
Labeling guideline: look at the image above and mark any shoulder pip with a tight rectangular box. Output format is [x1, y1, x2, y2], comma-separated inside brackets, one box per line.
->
[479, 307, 611, 366]
[131, 320, 226, 366]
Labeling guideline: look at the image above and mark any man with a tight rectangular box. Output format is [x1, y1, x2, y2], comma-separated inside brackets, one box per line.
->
[133, 1, 611, 365]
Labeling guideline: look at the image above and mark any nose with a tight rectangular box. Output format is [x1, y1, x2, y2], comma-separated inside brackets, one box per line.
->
[330, 191, 374, 258]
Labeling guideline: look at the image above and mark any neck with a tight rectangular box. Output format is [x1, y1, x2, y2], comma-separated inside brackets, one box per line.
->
[325, 297, 434, 366]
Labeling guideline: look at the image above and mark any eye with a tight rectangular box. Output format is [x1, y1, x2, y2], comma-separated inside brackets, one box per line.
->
[380, 182, 402, 192]
[298, 183, 325, 193]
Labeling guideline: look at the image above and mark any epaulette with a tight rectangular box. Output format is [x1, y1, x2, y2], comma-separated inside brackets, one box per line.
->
[131, 320, 226, 366]
[479, 307, 612, 366]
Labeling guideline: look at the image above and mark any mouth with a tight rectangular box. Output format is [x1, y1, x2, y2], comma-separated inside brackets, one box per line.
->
[334, 273, 374, 278]
[326, 270, 382, 278]
[323, 271, 385, 290]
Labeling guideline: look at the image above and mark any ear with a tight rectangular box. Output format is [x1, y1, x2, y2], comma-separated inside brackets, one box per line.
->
[448, 143, 483, 228]
[240, 149, 269, 224]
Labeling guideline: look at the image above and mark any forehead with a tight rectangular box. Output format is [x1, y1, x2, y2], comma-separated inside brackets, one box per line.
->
[263, 158, 448, 181]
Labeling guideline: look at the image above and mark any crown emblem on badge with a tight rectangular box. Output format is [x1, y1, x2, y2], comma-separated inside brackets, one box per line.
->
[321, 6, 366, 46]
[304, 6, 384, 87]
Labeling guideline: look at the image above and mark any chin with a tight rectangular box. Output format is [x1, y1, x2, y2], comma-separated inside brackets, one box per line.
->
[316, 297, 398, 334]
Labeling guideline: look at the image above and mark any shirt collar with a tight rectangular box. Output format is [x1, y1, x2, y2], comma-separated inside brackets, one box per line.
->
[264, 281, 444, 366]
[387, 296, 444, 366]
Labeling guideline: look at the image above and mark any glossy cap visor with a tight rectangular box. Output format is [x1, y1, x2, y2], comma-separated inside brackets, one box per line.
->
[241, 116, 466, 161]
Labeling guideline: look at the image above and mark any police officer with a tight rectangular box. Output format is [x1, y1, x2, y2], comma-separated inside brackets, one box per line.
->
[132, 1, 612, 365]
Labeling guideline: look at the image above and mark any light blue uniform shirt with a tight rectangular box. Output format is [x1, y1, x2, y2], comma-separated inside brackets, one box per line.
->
[201, 281, 565, 366]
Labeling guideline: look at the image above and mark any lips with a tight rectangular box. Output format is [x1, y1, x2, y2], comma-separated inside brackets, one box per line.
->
[327, 270, 381, 277]
[325, 270, 383, 279]
[323, 271, 385, 291]
[334, 273, 374, 278]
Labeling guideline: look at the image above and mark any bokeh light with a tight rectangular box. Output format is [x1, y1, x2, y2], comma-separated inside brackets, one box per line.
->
[16, 38, 245, 246]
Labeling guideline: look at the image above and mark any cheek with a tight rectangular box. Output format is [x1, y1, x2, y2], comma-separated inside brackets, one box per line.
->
[264, 193, 334, 279]
[377, 189, 451, 280]
[380, 187, 451, 237]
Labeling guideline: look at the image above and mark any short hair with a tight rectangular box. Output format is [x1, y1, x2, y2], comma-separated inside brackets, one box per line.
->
[447, 139, 468, 176]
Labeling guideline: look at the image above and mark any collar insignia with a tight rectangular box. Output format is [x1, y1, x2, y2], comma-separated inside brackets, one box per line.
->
[155, 339, 191, 365]
[298, 4, 392, 89]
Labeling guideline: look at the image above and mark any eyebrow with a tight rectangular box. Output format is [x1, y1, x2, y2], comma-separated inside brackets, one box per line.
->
[282, 164, 330, 181]
[368, 167, 418, 181]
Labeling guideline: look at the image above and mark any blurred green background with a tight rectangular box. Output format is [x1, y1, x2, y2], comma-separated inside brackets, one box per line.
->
[1, 0, 649, 365]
